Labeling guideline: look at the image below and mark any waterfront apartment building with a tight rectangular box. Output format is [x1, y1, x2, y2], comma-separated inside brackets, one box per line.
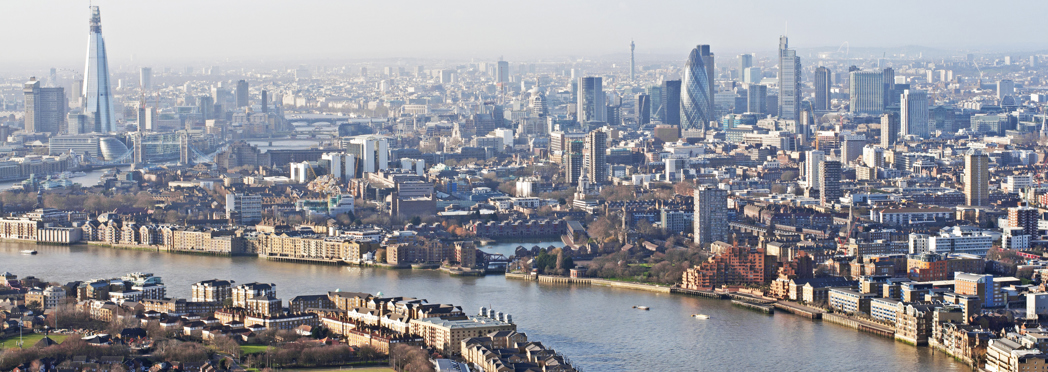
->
[192, 279, 235, 303]
[681, 245, 771, 290]
[232, 282, 277, 308]
[409, 314, 516, 355]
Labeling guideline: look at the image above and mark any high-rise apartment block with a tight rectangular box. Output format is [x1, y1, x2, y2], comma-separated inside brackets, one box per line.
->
[964, 149, 989, 207]
[693, 186, 728, 246]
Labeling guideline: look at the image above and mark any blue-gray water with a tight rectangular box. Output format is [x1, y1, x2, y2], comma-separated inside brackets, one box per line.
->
[1, 242, 964, 371]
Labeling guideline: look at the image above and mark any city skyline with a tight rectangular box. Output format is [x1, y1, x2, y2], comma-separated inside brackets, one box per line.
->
[4, 0, 1048, 69]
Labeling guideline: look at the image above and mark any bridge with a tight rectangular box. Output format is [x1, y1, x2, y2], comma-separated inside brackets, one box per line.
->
[285, 114, 378, 125]
[88, 140, 231, 167]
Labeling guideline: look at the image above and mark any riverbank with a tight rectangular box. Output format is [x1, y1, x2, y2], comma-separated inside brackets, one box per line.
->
[505, 272, 947, 354]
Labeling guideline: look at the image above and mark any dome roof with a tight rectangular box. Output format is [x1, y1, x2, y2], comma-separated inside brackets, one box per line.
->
[99, 137, 129, 161]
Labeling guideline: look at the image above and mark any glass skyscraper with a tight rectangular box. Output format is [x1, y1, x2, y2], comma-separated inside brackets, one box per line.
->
[83, 6, 117, 133]
[849, 70, 885, 115]
[778, 36, 801, 121]
[681, 45, 713, 136]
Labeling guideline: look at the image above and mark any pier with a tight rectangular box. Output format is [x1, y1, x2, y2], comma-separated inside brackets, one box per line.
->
[731, 300, 774, 314]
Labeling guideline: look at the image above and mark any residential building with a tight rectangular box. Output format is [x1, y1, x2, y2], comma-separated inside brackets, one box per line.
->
[693, 186, 728, 246]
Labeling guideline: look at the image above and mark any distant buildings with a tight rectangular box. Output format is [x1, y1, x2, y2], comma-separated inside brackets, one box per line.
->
[901, 89, 929, 138]
[814, 66, 831, 111]
[23, 77, 66, 134]
[850, 70, 885, 115]
[577, 77, 605, 124]
[818, 160, 841, 206]
[584, 130, 607, 184]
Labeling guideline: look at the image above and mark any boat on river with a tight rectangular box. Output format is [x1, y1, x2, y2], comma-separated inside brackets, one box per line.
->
[633, 306, 650, 310]
[693, 314, 710, 319]
[21, 250, 37, 255]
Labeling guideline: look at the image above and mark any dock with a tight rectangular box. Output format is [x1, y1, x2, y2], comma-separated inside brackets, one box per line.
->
[731, 300, 774, 314]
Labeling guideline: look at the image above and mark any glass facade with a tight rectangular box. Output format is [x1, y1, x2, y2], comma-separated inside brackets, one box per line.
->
[682, 46, 712, 134]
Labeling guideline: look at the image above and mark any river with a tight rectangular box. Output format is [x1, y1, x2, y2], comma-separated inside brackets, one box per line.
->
[0, 241, 965, 371]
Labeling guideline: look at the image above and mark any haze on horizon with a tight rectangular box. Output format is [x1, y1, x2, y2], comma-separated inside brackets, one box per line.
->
[2, 0, 1047, 68]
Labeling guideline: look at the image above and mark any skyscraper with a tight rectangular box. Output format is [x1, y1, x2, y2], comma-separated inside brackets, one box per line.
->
[662, 80, 682, 125]
[901, 89, 929, 138]
[693, 186, 728, 246]
[738, 54, 753, 81]
[882, 67, 896, 108]
[83, 6, 117, 133]
[814, 67, 831, 111]
[235, 80, 249, 108]
[682, 45, 715, 137]
[743, 67, 762, 84]
[819, 160, 842, 206]
[647, 85, 663, 122]
[849, 71, 885, 115]
[497, 61, 510, 91]
[778, 36, 801, 121]
[636, 93, 651, 125]
[139, 67, 152, 90]
[577, 77, 606, 124]
[746, 85, 767, 114]
[964, 149, 989, 207]
[584, 130, 607, 184]
[23, 77, 67, 134]
[261, 90, 268, 114]
[630, 40, 636, 81]
[880, 112, 900, 148]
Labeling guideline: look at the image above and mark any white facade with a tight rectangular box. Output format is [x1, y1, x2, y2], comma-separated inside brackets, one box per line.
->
[1028, 293, 1048, 319]
[901, 90, 929, 138]
[1002, 175, 1034, 194]
[804, 150, 826, 189]
[347, 135, 389, 174]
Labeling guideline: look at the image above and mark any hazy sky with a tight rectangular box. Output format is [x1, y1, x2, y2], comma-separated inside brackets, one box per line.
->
[3, 0, 1047, 68]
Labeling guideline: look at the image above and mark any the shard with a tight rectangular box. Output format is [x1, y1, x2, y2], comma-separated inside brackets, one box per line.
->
[83, 6, 116, 133]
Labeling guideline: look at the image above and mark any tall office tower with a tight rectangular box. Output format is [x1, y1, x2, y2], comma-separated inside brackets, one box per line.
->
[693, 186, 728, 246]
[818, 160, 842, 206]
[1009, 206, 1039, 237]
[260, 90, 268, 114]
[360, 67, 367, 77]
[964, 149, 990, 207]
[662, 80, 682, 125]
[840, 133, 866, 163]
[198, 95, 214, 121]
[564, 140, 584, 184]
[880, 112, 900, 148]
[584, 130, 608, 184]
[577, 77, 606, 124]
[804, 150, 826, 189]
[738, 54, 753, 80]
[682, 45, 714, 136]
[997, 79, 1014, 99]
[882, 67, 895, 108]
[139, 67, 152, 90]
[497, 61, 510, 91]
[345, 135, 389, 175]
[814, 67, 831, 111]
[778, 36, 801, 121]
[900, 89, 929, 138]
[849, 71, 885, 115]
[83, 6, 117, 133]
[746, 84, 767, 114]
[49, 68, 58, 87]
[630, 40, 636, 81]
[647, 85, 663, 122]
[743, 67, 762, 84]
[636, 93, 651, 124]
[23, 77, 67, 134]
[179, 133, 190, 164]
[235, 80, 249, 108]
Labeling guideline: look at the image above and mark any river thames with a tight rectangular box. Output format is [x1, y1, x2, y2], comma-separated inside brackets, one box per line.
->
[1, 241, 965, 371]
